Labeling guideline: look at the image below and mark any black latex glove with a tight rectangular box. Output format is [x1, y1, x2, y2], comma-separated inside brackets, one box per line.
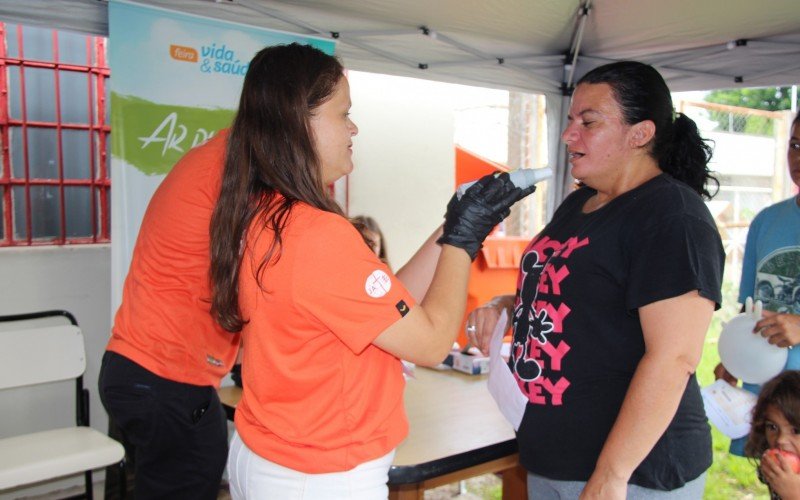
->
[437, 173, 536, 260]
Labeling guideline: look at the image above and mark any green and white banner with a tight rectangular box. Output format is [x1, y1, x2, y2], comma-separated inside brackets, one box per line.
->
[109, 0, 335, 312]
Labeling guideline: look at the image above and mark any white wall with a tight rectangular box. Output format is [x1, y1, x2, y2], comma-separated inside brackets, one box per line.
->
[347, 71, 457, 268]
[0, 244, 111, 498]
[709, 131, 776, 176]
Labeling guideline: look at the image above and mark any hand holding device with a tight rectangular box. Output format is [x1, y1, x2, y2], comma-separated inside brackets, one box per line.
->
[438, 172, 535, 260]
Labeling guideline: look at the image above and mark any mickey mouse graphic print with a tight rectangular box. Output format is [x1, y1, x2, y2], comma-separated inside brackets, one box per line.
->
[511, 174, 725, 490]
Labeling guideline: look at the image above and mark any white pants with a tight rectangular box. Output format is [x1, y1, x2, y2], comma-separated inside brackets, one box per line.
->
[227, 431, 395, 500]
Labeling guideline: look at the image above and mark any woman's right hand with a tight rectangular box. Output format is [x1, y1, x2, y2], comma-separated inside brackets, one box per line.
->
[437, 173, 535, 260]
[713, 362, 738, 386]
[466, 295, 515, 355]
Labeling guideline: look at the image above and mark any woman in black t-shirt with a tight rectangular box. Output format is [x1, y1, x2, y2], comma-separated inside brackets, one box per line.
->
[467, 61, 725, 499]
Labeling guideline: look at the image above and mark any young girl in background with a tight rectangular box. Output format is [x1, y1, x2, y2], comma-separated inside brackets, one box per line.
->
[746, 371, 800, 500]
[351, 215, 390, 267]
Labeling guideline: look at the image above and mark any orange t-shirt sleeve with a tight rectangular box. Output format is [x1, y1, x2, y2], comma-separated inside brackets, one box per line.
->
[293, 213, 415, 354]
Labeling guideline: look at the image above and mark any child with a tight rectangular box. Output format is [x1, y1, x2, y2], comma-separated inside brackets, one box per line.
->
[351, 215, 390, 267]
[745, 371, 800, 500]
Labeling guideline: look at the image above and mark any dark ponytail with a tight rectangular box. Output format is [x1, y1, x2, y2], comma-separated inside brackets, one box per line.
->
[658, 113, 716, 198]
[578, 61, 718, 199]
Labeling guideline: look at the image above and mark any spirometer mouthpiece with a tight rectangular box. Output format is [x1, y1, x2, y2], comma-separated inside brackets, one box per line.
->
[455, 167, 553, 200]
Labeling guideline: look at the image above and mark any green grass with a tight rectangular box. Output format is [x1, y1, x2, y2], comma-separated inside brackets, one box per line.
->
[699, 278, 770, 499]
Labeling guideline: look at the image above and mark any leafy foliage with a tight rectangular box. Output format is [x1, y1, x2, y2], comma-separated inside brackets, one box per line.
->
[706, 87, 794, 111]
[703, 87, 794, 136]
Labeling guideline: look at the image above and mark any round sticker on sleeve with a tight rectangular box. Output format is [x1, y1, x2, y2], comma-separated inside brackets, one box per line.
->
[365, 270, 392, 298]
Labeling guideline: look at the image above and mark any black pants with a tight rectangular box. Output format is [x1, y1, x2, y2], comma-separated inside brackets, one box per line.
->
[99, 352, 228, 500]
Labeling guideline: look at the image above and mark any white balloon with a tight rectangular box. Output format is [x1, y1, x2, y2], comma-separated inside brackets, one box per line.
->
[718, 313, 788, 385]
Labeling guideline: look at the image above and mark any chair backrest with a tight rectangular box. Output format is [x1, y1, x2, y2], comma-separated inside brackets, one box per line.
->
[0, 325, 86, 390]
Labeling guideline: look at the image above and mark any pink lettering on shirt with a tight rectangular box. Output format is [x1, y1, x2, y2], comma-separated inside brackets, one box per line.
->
[534, 300, 571, 333]
[539, 264, 570, 295]
[523, 376, 571, 405]
[540, 341, 570, 371]
[540, 376, 571, 405]
[526, 379, 546, 404]
[559, 236, 590, 258]
[511, 233, 589, 407]
[528, 235, 565, 257]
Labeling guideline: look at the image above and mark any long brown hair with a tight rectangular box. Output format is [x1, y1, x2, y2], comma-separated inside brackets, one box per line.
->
[210, 43, 345, 332]
[744, 371, 800, 458]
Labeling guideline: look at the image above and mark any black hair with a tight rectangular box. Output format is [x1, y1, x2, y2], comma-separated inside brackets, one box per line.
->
[578, 61, 719, 199]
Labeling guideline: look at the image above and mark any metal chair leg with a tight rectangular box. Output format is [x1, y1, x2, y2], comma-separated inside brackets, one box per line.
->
[84, 470, 94, 499]
[118, 459, 127, 499]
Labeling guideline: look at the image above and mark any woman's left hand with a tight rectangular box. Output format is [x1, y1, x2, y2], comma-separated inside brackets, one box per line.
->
[761, 451, 800, 499]
[756, 311, 800, 348]
[465, 295, 514, 355]
[579, 473, 627, 500]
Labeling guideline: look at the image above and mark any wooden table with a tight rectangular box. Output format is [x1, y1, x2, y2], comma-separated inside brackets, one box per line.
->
[218, 366, 525, 499]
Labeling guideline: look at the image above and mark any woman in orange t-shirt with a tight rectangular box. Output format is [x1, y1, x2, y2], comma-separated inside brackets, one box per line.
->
[209, 43, 533, 499]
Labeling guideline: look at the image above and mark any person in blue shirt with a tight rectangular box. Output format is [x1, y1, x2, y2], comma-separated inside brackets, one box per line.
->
[716, 111, 800, 456]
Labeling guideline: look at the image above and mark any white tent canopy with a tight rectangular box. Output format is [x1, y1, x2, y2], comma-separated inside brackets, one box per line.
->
[3, 0, 799, 93]
[2, 0, 799, 199]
